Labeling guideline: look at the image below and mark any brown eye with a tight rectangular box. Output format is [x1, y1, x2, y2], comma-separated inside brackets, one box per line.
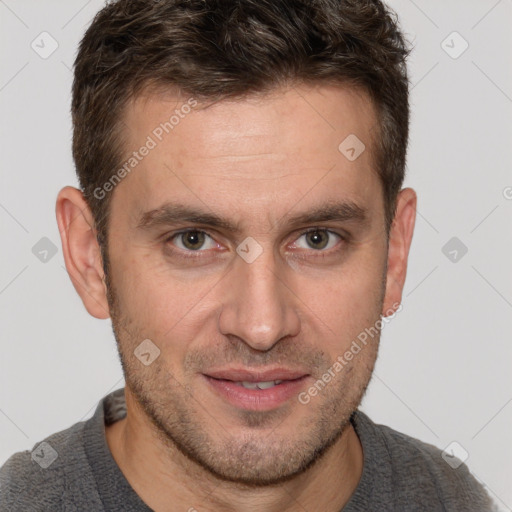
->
[181, 231, 205, 250]
[173, 230, 215, 251]
[293, 229, 340, 251]
[304, 230, 329, 250]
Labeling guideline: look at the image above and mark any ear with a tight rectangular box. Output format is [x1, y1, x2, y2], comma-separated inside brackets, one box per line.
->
[55, 186, 110, 319]
[382, 187, 417, 316]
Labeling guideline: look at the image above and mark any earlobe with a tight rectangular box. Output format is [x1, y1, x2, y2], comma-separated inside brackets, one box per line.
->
[55, 186, 110, 319]
[381, 187, 417, 316]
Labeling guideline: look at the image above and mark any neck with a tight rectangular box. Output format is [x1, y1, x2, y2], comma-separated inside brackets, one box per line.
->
[105, 389, 363, 512]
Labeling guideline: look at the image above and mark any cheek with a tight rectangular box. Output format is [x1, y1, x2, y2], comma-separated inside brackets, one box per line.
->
[109, 232, 386, 355]
[294, 256, 385, 354]
[110, 249, 221, 338]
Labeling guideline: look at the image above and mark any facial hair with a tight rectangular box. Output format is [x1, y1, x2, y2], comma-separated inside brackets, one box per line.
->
[103, 250, 385, 487]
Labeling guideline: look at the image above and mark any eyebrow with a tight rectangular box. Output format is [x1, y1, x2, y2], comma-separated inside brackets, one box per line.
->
[136, 200, 369, 234]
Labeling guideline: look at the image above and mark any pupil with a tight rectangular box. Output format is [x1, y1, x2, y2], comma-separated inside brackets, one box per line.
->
[307, 230, 328, 250]
[184, 231, 204, 250]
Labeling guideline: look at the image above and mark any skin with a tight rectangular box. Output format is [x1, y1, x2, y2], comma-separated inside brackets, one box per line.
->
[56, 83, 416, 512]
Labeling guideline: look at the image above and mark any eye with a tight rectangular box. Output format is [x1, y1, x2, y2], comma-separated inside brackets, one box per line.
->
[171, 230, 218, 251]
[292, 229, 341, 251]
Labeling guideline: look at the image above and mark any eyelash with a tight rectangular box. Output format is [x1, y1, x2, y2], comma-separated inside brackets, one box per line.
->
[164, 227, 346, 260]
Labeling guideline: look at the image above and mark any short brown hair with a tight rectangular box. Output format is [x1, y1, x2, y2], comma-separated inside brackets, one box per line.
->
[72, 0, 410, 249]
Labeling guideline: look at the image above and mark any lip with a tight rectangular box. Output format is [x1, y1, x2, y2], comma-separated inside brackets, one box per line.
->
[202, 367, 310, 411]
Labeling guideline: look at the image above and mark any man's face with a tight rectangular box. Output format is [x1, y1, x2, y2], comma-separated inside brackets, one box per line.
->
[105, 84, 391, 485]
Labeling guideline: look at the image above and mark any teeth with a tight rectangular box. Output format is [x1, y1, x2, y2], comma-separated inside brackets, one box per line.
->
[255, 381, 276, 390]
[239, 380, 283, 390]
[240, 381, 259, 390]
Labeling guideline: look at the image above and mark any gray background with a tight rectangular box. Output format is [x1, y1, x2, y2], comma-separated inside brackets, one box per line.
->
[1, 0, 511, 509]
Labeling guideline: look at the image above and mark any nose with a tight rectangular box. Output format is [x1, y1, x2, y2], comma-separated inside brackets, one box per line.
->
[218, 248, 301, 352]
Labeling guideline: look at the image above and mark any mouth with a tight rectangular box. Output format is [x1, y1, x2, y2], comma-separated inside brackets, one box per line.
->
[202, 368, 310, 411]
[232, 379, 285, 390]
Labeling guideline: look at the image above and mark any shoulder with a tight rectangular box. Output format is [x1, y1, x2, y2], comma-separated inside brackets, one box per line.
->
[0, 419, 102, 511]
[351, 411, 497, 511]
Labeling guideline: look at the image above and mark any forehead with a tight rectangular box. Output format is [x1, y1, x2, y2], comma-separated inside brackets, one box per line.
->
[113, 84, 383, 231]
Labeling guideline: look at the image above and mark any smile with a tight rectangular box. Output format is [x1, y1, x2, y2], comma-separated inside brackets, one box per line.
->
[203, 370, 310, 411]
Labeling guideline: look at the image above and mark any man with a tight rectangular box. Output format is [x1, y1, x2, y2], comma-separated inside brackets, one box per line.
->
[0, 0, 497, 510]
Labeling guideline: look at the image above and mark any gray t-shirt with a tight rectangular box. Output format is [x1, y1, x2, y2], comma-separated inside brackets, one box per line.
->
[0, 388, 497, 511]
